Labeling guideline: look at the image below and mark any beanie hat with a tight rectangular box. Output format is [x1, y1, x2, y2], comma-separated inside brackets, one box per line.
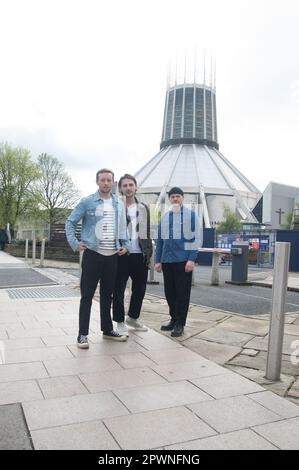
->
[168, 187, 184, 197]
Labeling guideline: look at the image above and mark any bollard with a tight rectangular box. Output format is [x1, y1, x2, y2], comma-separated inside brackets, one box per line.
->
[25, 239, 29, 261]
[211, 252, 220, 286]
[32, 230, 36, 265]
[40, 239, 45, 267]
[265, 242, 290, 381]
[147, 242, 159, 285]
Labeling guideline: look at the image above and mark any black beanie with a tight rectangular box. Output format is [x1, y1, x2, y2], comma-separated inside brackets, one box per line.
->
[168, 187, 184, 197]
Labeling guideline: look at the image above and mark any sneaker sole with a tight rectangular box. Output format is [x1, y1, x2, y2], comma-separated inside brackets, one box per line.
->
[117, 331, 130, 337]
[126, 323, 148, 332]
[103, 335, 127, 342]
[77, 343, 89, 349]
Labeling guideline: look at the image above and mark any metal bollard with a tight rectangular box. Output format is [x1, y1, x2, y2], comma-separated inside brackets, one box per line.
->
[265, 242, 291, 381]
[25, 239, 29, 261]
[40, 239, 45, 267]
[32, 230, 36, 265]
[147, 242, 159, 285]
[211, 252, 220, 286]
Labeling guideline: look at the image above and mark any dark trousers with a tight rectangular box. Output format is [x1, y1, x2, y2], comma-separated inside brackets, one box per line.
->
[0, 242, 5, 251]
[113, 253, 148, 322]
[79, 249, 118, 335]
[162, 262, 192, 326]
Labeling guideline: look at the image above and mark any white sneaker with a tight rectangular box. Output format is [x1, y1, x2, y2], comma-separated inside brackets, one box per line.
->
[116, 322, 129, 337]
[126, 317, 148, 332]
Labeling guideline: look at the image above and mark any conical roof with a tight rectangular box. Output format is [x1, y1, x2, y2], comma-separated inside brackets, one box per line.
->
[136, 144, 258, 194]
[134, 78, 260, 226]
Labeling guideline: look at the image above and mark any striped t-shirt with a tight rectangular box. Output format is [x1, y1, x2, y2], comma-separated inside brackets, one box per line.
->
[97, 198, 117, 256]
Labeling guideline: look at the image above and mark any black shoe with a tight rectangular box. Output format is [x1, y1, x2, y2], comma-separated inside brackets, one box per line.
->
[160, 320, 175, 331]
[171, 324, 184, 337]
[103, 330, 127, 342]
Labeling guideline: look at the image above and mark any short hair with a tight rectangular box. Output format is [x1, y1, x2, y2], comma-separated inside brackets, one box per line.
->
[96, 168, 114, 181]
[118, 173, 137, 189]
[168, 186, 184, 197]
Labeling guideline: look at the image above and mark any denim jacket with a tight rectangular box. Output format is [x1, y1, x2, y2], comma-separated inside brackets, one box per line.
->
[65, 191, 129, 252]
[155, 205, 202, 263]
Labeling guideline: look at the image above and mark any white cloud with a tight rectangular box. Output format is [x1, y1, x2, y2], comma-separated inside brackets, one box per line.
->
[0, 0, 299, 196]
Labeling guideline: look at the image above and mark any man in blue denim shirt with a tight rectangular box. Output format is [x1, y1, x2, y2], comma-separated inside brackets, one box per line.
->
[155, 187, 201, 337]
[66, 168, 130, 347]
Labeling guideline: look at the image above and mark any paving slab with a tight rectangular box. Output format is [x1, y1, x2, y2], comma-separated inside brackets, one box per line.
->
[80, 367, 167, 393]
[0, 403, 33, 450]
[182, 338, 241, 364]
[23, 391, 129, 430]
[188, 309, 230, 322]
[42, 355, 121, 377]
[103, 407, 217, 450]
[190, 373, 264, 399]
[219, 316, 269, 336]
[67, 340, 143, 357]
[112, 352, 157, 369]
[0, 380, 44, 405]
[289, 378, 299, 398]
[151, 359, 231, 382]
[0, 362, 48, 382]
[1, 337, 45, 350]
[188, 395, 282, 433]
[197, 326, 253, 347]
[164, 428, 277, 450]
[31, 420, 120, 450]
[246, 334, 299, 355]
[284, 324, 299, 336]
[141, 347, 202, 365]
[114, 381, 213, 413]
[248, 391, 299, 418]
[4, 346, 73, 364]
[133, 332, 183, 351]
[38, 375, 89, 399]
[253, 417, 299, 449]
[241, 349, 259, 357]
[227, 366, 296, 397]
[228, 350, 299, 376]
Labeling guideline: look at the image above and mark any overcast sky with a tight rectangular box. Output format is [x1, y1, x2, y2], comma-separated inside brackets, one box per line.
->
[1, 0, 298, 197]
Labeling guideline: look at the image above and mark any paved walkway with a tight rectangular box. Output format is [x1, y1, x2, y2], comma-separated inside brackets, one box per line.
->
[0, 251, 299, 450]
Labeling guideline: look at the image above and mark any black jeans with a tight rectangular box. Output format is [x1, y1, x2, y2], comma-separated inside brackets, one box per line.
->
[79, 249, 118, 335]
[162, 261, 192, 326]
[113, 253, 148, 322]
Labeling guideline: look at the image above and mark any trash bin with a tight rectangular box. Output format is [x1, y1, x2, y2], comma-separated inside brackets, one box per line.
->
[226, 241, 252, 286]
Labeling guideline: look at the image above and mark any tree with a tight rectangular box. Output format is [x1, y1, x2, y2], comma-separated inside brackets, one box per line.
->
[280, 209, 293, 230]
[216, 207, 242, 233]
[281, 205, 299, 230]
[0, 143, 40, 231]
[34, 153, 80, 226]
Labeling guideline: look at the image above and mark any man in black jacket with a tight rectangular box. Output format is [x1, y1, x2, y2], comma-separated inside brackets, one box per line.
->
[113, 174, 153, 335]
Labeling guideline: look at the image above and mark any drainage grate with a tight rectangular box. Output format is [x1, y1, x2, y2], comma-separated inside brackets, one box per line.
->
[7, 285, 80, 299]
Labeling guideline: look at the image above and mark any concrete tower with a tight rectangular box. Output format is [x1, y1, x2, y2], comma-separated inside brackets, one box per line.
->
[135, 57, 261, 228]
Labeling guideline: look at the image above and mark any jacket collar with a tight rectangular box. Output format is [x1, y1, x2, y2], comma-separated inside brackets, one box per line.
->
[92, 190, 116, 202]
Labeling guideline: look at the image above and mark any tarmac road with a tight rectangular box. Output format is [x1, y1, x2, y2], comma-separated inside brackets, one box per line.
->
[146, 266, 299, 315]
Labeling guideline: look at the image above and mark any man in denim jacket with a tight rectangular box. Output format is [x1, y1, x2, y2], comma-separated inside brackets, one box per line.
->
[155, 187, 202, 337]
[66, 168, 129, 347]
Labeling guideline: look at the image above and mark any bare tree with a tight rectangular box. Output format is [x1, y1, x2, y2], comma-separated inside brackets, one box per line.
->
[35, 153, 80, 226]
